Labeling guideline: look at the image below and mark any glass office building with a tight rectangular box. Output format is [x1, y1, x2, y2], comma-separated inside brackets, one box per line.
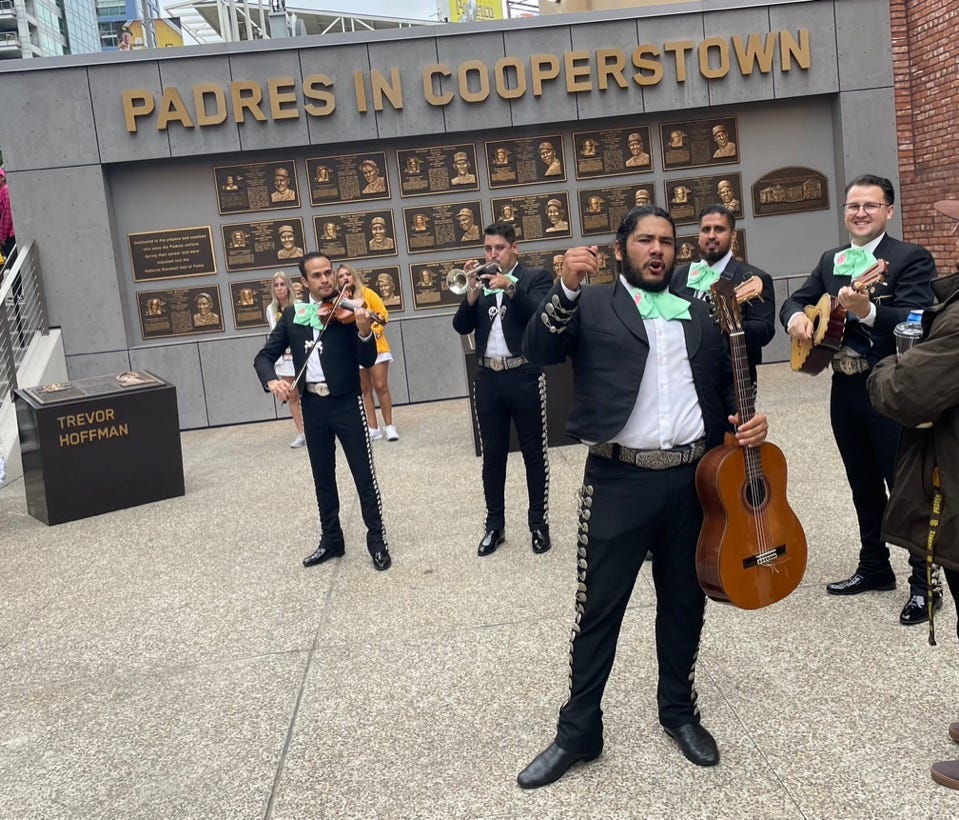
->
[0, 0, 100, 58]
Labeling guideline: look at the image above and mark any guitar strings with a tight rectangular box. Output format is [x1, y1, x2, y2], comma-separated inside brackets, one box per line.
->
[731, 330, 771, 565]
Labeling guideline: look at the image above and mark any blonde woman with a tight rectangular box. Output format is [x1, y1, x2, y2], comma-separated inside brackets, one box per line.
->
[267, 271, 305, 448]
[337, 265, 398, 441]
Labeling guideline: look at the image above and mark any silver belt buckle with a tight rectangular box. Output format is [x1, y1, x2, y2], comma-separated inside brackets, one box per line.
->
[307, 382, 330, 396]
[833, 356, 864, 376]
[490, 357, 505, 372]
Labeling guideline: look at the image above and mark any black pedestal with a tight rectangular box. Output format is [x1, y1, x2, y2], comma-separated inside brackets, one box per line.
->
[15, 371, 185, 525]
[461, 336, 577, 457]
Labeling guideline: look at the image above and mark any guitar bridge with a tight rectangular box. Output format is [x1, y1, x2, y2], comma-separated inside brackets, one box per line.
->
[742, 545, 786, 569]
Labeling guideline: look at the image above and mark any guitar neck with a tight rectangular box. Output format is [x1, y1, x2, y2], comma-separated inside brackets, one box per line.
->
[728, 330, 763, 479]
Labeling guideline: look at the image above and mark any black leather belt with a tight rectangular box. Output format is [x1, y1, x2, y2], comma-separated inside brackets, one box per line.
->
[478, 355, 528, 371]
[589, 439, 707, 470]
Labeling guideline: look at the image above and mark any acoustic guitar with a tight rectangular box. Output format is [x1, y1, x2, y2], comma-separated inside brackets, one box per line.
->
[695, 278, 808, 610]
[789, 260, 887, 374]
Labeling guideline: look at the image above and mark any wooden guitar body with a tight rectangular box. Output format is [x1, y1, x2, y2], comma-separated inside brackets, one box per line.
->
[789, 293, 846, 374]
[695, 433, 808, 609]
[789, 260, 888, 374]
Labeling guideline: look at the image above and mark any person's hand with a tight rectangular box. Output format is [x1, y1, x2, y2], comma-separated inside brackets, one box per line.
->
[786, 313, 813, 342]
[838, 285, 871, 320]
[354, 306, 373, 336]
[485, 273, 511, 292]
[731, 412, 768, 448]
[562, 246, 598, 292]
[268, 379, 291, 402]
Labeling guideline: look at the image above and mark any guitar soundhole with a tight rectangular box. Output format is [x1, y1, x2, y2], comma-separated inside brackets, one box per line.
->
[743, 478, 768, 510]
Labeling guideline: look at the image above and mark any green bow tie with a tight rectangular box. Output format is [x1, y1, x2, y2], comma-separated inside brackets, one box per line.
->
[626, 285, 691, 321]
[483, 272, 518, 296]
[833, 246, 877, 278]
[687, 261, 721, 292]
[293, 302, 326, 330]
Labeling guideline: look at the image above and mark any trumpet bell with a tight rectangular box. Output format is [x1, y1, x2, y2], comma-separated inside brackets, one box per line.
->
[446, 268, 471, 295]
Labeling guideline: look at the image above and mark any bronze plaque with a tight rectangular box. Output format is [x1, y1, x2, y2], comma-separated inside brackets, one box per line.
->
[675, 234, 701, 265]
[660, 117, 739, 171]
[665, 173, 744, 226]
[397, 144, 479, 197]
[222, 218, 306, 272]
[128, 227, 217, 283]
[489, 192, 571, 241]
[675, 229, 748, 265]
[305, 151, 390, 205]
[573, 126, 653, 179]
[484, 135, 566, 188]
[213, 160, 299, 214]
[578, 184, 656, 236]
[522, 249, 567, 281]
[409, 258, 476, 310]
[752, 167, 829, 217]
[313, 210, 397, 261]
[586, 243, 617, 286]
[357, 265, 404, 313]
[402, 201, 484, 254]
[137, 286, 224, 338]
[229, 279, 273, 329]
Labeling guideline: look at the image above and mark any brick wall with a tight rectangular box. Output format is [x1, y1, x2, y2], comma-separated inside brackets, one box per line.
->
[890, 0, 959, 271]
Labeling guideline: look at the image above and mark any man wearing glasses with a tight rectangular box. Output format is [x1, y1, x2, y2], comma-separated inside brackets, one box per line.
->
[780, 174, 937, 625]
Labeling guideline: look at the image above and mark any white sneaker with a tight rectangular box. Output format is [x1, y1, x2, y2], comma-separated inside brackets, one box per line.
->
[289, 432, 306, 449]
[369, 426, 384, 441]
[384, 425, 399, 441]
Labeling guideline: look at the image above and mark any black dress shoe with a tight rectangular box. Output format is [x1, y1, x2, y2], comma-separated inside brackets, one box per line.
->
[900, 592, 943, 625]
[531, 528, 551, 554]
[477, 529, 505, 557]
[303, 543, 345, 567]
[664, 722, 719, 767]
[372, 550, 392, 571]
[516, 741, 601, 789]
[826, 572, 896, 596]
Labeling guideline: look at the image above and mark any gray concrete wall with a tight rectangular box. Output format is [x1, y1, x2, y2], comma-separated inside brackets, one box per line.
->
[0, 1, 902, 429]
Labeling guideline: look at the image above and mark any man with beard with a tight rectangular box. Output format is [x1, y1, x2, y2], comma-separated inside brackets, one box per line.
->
[672, 204, 775, 390]
[518, 205, 768, 788]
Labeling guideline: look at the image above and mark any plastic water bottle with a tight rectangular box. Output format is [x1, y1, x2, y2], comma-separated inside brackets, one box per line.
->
[894, 309, 924, 360]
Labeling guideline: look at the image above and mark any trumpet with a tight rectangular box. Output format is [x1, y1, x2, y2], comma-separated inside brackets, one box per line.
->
[446, 261, 502, 295]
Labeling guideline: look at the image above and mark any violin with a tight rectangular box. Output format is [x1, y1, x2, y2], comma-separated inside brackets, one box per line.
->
[326, 286, 388, 326]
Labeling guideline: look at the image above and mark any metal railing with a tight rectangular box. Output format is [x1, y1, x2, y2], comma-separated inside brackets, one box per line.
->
[0, 241, 49, 401]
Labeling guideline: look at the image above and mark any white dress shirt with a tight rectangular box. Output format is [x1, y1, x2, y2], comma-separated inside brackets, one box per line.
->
[562, 276, 705, 448]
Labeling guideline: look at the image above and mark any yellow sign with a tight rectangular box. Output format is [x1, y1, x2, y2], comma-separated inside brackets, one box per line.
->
[119, 18, 185, 51]
[447, 0, 503, 23]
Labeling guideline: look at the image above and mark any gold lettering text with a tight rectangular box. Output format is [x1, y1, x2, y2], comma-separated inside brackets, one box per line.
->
[122, 90, 155, 133]
[267, 77, 299, 120]
[230, 81, 266, 123]
[157, 87, 194, 130]
[303, 75, 335, 116]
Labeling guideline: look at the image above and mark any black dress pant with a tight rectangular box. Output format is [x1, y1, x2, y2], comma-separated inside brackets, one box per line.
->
[302, 390, 386, 555]
[556, 455, 706, 754]
[830, 372, 928, 593]
[474, 364, 548, 531]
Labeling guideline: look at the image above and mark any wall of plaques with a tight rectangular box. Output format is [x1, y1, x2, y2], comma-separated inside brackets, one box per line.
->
[111, 97, 837, 343]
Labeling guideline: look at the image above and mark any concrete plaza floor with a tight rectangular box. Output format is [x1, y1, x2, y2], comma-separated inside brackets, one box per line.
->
[1, 363, 957, 819]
